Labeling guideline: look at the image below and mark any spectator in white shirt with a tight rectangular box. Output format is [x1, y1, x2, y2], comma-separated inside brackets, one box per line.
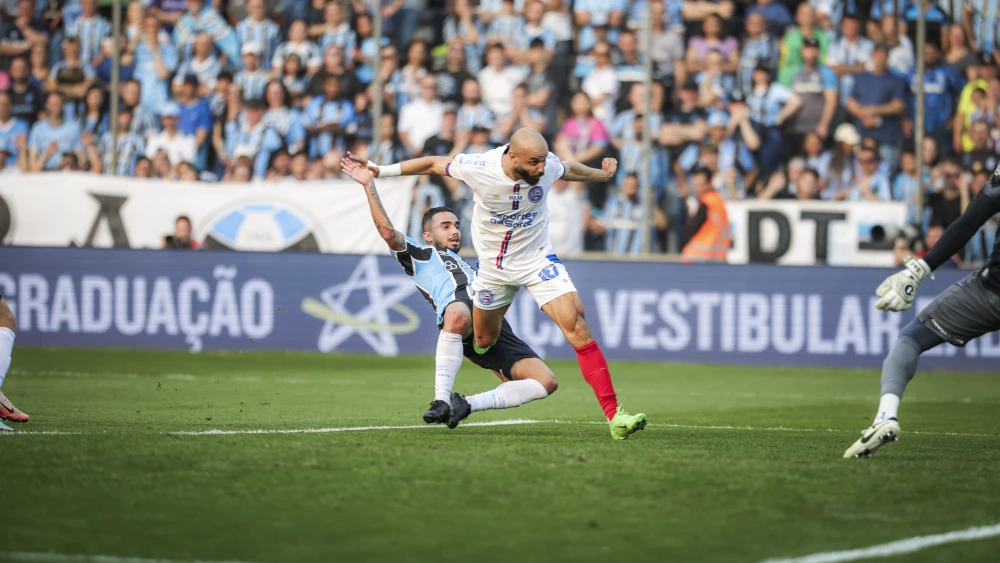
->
[477, 43, 524, 118]
[146, 102, 197, 166]
[581, 41, 619, 125]
[398, 75, 445, 155]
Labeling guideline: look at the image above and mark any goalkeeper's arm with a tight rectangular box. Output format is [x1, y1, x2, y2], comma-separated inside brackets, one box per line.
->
[921, 190, 1000, 270]
[347, 151, 451, 178]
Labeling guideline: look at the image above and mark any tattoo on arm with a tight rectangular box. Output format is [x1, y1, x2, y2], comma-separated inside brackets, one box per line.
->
[367, 181, 405, 250]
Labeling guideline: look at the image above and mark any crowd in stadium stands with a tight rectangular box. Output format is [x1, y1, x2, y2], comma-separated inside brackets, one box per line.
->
[0, 0, 999, 259]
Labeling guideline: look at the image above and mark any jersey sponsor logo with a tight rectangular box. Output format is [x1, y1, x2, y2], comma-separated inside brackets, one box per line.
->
[528, 186, 543, 203]
[477, 288, 495, 305]
[489, 211, 538, 229]
[508, 194, 524, 201]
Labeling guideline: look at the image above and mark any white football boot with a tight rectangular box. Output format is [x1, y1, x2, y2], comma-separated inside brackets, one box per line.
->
[844, 419, 901, 458]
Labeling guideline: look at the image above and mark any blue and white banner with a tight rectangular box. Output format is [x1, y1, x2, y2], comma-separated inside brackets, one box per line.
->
[1, 247, 996, 371]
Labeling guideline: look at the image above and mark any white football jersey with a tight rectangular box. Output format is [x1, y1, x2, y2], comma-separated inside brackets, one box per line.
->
[446, 145, 566, 272]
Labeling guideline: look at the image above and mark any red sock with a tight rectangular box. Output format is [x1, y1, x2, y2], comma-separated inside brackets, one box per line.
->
[575, 341, 618, 420]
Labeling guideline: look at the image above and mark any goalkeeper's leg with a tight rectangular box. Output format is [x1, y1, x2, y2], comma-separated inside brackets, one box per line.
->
[844, 320, 944, 458]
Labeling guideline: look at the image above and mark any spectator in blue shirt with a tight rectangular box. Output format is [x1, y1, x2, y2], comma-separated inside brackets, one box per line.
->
[236, 0, 280, 71]
[574, 0, 625, 54]
[0, 91, 30, 167]
[748, 0, 792, 39]
[134, 14, 178, 113]
[64, 0, 110, 68]
[175, 74, 213, 169]
[224, 97, 283, 179]
[603, 172, 648, 255]
[746, 62, 799, 182]
[739, 12, 779, 95]
[305, 74, 356, 159]
[174, 0, 241, 71]
[27, 92, 82, 171]
[905, 42, 965, 158]
[234, 42, 269, 100]
[847, 43, 906, 172]
[832, 145, 892, 201]
[91, 33, 136, 86]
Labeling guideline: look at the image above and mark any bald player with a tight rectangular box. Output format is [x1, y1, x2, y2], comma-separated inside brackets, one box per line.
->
[350, 128, 647, 440]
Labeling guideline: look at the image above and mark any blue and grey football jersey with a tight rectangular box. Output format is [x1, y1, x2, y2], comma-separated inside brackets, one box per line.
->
[392, 236, 476, 324]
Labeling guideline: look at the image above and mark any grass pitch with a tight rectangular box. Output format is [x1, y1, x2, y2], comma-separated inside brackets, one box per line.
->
[2, 347, 999, 563]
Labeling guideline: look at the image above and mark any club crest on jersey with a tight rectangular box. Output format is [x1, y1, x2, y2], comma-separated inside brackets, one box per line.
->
[528, 186, 543, 203]
[477, 289, 494, 305]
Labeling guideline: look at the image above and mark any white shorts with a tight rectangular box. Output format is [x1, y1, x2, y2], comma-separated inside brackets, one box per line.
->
[471, 255, 578, 310]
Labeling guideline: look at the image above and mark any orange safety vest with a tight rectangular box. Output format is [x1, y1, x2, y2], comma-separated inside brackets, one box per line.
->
[681, 190, 731, 263]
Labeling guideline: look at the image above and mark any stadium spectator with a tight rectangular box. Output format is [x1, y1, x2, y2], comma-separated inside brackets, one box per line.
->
[262, 80, 306, 156]
[7, 57, 42, 125]
[574, 0, 625, 55]
[48, 37, 95, 116]
[235, 42, 269, 100]
[547, 178, 588, 256]
[78, 84, 109, 139]
[311, 1, 356, 65]
[1, 0, 49, 64]
[695, 49, 736, 110]
[786, 37, 837, 145]
[398, 75, 445, 156]
[121, 79, 160, 141]
[747, 0, 792, 39]
[603, 172, 649, 255]
[746, 62, 798, 183]
[802, 131, 831, 188]
[826, 122, 860, 198]
[173, 34, 221, 97]
[739, 12, 778, 95]
[879, 15, 914, 77]
[92, 33, 136, 86]
[684, 13, 738, 77]
[833, 145, 891, 202]
[174, 0, 241, 71]
[681, 0, 734, 22]
[442, 0, 483, 74]
[963, 120, 998, 175]
[225, 97, 283, 178]
[237, 0, 280, 71]
[370, 111, 410, 166]
[273, 19, 322, 77]
[827, 13, 873, 107]
[455, 76, 493, 133]
[27, 92, 81, 172]
[906, 42, 965, 158]
[305, 74, 355, 160]
[638, 0, 684, 87]
[134, 13, 178, 112]
[176, 75, 213, 165]
[945, 25, 979, 79]
[847, 43, 906, 172]
[478, 43, 522, 118]
[581, 41, 619, 124]
[778, 2, 829, 87]
[493, 83, 544, 144]
[894, 146, 921, 224]
[65, 0, 110, 68]
[146, 102, 197, 167]
[396, 40, 430, 109]
[164, 215, 201, 249]
[0, 91, 29, 170]
[926, 159, 970, 229]
[308, 45, 362, 103]
[98, 106, 145, 177]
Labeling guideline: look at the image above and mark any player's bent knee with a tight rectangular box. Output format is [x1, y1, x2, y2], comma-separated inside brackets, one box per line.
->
[0, 300, 16, 332]
[441, 303, 472, 336]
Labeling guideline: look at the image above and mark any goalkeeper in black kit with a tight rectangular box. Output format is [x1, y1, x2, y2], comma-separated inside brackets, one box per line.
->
[844, 163, 1000, 458]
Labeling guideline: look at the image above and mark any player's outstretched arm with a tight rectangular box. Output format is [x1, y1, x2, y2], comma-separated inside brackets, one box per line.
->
[346, 151, 451, 178]
[561, 158, 618, 183]
[340, 156, 406, 251]
[875, 172, 1000, 312]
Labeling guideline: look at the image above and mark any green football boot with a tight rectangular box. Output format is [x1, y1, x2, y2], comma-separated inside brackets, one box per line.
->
[610, 405, 647, 440]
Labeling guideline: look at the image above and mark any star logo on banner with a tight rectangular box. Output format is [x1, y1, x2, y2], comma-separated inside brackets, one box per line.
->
[300, 256, 420, 355]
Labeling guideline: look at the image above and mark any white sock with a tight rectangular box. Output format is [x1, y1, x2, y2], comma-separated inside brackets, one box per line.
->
[874, 393, 901, 425]
[0, 327, 14, 389]
[468, 379, 549, 412]
[434, 331, 464, 402]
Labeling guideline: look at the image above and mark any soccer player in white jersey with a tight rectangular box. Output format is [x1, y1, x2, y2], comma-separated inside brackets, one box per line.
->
[351, 128, 647, 439]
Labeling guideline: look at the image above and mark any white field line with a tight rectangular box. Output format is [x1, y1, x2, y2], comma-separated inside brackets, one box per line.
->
[0, 552, 253, 563]
[760, 522, 1000, 563]
[3, 420, 998, 439]
[167, 418, 544, 435]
